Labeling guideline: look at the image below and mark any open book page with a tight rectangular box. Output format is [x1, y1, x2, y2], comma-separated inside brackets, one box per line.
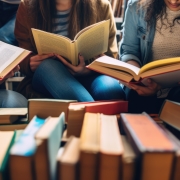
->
[139, 57, 180, 74]
[0, 41, 24, 73]
[88, 55, 140, 77]
[0, 50, 30, 80]
[32, 29, 74, 64]
[74, 20, 110, 64]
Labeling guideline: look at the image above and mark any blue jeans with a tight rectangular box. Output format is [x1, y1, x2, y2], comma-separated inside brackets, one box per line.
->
[0, 90, 27, 108]
[32, 59, 125, 101]
[0, 14, 18, 46]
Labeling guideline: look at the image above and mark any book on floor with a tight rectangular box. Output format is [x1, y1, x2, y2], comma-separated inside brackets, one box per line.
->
[0, 41, 31, 80]
[34, 112, 65, 180]
[9, 116, 46, 180]
[0, 108, 27, 124]
[158, 123, 180, 180]
[67, 100, 128, 137]
[0, 131, 16, 180]
[121, 135, 136, 180]
[98, 114, 123, 180]
[87, 55, 180, 88]
[120, 112, 176, 180]
[57, 136, 80, 180]
[31, 20, 110, 65]
[159, 100, 180, 138]
[79, 113, 100, 180]
[28, 99, 76, 122]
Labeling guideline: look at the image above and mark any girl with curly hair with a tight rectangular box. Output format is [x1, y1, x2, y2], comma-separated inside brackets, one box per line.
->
[120, 0, 180, 113]
[14, 0, 125, 101]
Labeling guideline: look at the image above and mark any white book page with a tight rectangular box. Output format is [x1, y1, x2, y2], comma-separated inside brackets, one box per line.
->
[0, 41, 24, 73]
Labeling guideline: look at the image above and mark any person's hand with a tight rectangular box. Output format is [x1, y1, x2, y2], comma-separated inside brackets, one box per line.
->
[30, 53, 55, 72]
[124, 78, 161, 96]
[55, 53, 92, 76]
[0, 65, 20, 84]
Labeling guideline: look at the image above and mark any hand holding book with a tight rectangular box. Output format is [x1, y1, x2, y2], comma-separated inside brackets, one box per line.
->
[123, 78, 161, 96]
[0, 65, 20, 84]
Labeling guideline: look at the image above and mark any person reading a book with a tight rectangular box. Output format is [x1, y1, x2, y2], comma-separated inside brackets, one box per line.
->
[14, 0, 125, 101]
[119, 0, 180, 113]
[0, 65, 27, 108]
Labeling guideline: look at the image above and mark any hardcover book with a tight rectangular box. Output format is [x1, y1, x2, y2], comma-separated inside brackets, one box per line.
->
[0, 41, 30, 80]
[87, 55, 180, 88]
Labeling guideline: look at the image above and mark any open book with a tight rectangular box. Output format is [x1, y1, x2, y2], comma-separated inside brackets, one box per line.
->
[31, 20, 110, 66]
[0, 41, 31, 80]
[87, 56, 180, 88]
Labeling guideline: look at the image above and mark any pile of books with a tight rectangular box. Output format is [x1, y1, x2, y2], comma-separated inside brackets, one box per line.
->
[1, 99, 180, 180]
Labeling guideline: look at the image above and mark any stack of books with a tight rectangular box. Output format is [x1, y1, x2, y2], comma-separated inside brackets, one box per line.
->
[1, 99, 180, 180]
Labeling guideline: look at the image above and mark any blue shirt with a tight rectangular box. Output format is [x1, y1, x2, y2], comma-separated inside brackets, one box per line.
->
[119, 0, 155, 66]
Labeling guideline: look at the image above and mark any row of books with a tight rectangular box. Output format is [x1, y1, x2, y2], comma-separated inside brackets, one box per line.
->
[0, 99, 128, 134]
[1, 99, 180, 180]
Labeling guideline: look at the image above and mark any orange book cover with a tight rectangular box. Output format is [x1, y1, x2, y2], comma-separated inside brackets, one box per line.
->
[120, 112, 176, 180]
[70, 100, 128, 115]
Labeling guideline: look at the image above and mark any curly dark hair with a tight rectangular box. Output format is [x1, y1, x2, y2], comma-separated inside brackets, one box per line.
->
[139, 0, 180, 30]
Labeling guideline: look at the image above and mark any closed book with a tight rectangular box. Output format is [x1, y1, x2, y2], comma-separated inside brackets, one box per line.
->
[121, 135, 136, 180]
[159, 100, 180, 138]
[99, 114, 123, 180]
[67, 100, 128, 137]
[0, 108, 27, 124]
[0, 131, 16, 180]
[79, 113, 100, 180]
[9, 116, 45, 180]
[120, 112, 176, 180]
[34, 112, 65, 180]
[28, 99, 76, 122]
[57, 136, 80, 180]
[158, 123, 180, 180]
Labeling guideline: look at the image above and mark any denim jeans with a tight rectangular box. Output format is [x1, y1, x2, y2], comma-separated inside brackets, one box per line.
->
[32, 59, 125, 101]
[0, 14, 18, 45]
[0, 90, 27, 108]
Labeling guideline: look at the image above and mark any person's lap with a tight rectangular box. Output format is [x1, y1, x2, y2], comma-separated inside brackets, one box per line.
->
[32, 58, 125, 101]
[0, 89, 27, 108]
[125, 86, 180, 114]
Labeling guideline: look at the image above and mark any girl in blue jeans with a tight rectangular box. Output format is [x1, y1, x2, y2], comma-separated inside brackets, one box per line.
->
[15, 0, 125, 101]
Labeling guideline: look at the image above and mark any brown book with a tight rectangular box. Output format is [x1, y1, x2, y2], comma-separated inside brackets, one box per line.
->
[99, 114, 123, 180]
[159, 99, 180, 131]
[9, 116, 46, 180]
[57, 136, 80, 180]
[0, 117, 28, 131]
[0, 131, 16, 180]
[0, 108, 27, 124]
[79, 113, 100, 180]
[87, 55, 180, 88]
[120, 112, 176, 180]
[28, 99, 76, 122]
[34, 113, 65, 180]
[158, 123, 180, 180]
[67, 104, 85, 137]
[121, 135, 136, 180]
[0, 41, 30, 80]
[67, 100, 128, 137]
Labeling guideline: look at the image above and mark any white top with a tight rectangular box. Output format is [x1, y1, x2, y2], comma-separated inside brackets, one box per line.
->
[152, 8, 180, 61]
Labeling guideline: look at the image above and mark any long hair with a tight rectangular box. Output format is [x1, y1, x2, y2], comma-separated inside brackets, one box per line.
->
[30, 0, 100, 39]
[138, 0, 180, 29]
